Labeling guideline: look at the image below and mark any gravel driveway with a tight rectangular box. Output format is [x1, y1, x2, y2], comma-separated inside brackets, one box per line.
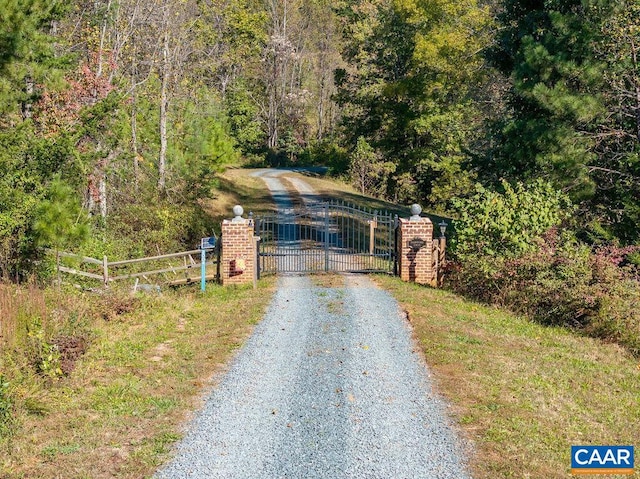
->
[155, 275, 472, 478]
[250, 168, 326, 209]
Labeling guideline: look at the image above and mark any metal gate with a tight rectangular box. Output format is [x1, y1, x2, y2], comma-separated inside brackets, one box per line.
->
[254, 200, 397, 275]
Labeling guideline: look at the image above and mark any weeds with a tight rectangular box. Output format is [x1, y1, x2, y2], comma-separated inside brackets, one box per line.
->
[0, 375, 13, 438]
[0, 283, 48, 348]
[0, 278, 275, 478]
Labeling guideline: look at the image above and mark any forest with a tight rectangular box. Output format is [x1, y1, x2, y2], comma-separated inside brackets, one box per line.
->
[1, 3, 640, 476]
[1, 0, 640, 349]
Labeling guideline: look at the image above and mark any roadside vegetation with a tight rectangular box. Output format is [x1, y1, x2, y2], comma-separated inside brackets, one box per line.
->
[376, 275, 640, 479]
[289, 170, 640, 359]
[1, 0, 640, 476]
[447, 181, 640, 357]
[0, 279, 275, 478]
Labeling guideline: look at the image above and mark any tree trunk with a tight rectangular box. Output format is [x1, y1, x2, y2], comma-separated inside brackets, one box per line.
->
[94, 0, 113, 103]
[22, 75, 34, 120]
[131, 73, 139, 190]
[631, 40, 640, 143]
[158, 5, 170, 193]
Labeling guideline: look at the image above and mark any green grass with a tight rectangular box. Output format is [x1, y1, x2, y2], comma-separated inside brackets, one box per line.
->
[374, 275, 640, 479]
[216, 166, 451, 225]
[3, 168, 637, 479]
[204, 168, 278, 225]
[0, 279, 275, 479]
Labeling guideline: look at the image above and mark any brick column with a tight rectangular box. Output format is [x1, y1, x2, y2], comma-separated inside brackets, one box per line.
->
[221, 206, 256, 286]
[397, 205, 435, 286]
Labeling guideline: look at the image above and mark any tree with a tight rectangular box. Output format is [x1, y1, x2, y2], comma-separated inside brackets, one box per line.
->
[0, 0, 67, 122]
[0, 0, 63, 70]
[588, 1, 640, 242]
[33, 178, 90, 283]
[488, 0, 608, 197]
[349, 136, 395, 196]
[171, 93, 241, 198]
[336, 0, 491, 206]
[488, 0, 640, 243]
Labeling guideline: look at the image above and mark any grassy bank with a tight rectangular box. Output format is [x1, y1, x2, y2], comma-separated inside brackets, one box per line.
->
[375, 275, 640, 479]
[0, 279, 275, 478]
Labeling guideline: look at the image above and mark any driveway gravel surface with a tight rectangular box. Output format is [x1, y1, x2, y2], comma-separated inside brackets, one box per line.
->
[155, 274, 472, 479]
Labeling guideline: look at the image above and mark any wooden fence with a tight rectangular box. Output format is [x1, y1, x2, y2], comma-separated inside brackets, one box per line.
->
[51, 245, 220, 288]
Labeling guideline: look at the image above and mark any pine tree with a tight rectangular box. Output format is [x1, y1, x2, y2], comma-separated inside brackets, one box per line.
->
[488, 0, 609, 199]
[33, 178, 89, 283]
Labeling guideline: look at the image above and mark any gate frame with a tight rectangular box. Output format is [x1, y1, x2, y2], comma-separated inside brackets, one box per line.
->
[254, 200, 398, 277]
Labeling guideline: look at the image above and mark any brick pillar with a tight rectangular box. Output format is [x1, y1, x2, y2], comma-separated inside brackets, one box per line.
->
[221, 206, 256, 286]
[397, 205, 434, 286]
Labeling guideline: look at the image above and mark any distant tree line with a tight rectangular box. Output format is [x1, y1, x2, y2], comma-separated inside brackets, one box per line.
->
[1, 0, 639, 279]
[336, 0, 640, 246]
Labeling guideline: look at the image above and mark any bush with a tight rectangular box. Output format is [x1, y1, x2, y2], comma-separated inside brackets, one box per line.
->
[451, 179, 573, 265]
[0, 375, 13, 438]
[446, 229, 640, 355]
[299, 139, 349, 174]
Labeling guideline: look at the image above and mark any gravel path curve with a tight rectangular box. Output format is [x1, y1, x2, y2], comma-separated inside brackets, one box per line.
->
[155, 275, 472, 478]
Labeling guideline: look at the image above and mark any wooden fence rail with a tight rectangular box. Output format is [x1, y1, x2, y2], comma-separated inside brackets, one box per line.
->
[48, 245, 220, 288]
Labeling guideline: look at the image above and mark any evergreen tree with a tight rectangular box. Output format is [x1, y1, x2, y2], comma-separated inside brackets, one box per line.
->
[33, 178, 90, 283]
[488, 0, 609, 199]
[0, 0, 67, 119]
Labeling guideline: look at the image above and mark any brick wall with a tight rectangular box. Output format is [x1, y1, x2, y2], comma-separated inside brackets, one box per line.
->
[221, 219, 256, 286]
[397, 217, 435, 286]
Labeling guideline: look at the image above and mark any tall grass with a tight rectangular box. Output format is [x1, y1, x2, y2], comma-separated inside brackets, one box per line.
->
[0, 283, 48, 349]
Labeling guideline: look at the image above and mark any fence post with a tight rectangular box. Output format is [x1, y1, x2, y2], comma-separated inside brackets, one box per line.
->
[102, 255, 109, 286]
[221, 205, 256, 286]
[216, 241, 222, 283]
[324, 203, 329, 272]
[369, 217, 377, 256]
[201, 248, 206, 292]
[396, 204, 434, 285]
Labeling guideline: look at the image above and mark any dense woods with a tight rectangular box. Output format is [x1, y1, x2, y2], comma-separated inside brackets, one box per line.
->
[1, 1, 640, 294]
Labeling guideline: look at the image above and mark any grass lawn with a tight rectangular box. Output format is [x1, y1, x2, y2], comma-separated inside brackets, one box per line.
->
[280, 169, 452, 223]
[215, 166, 451, 224]
[203, 168, 279, 226]
[375, 275, 640, 479]
[0, 279, 275, 479]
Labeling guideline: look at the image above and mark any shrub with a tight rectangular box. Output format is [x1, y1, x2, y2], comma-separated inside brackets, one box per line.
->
[451, 179, 573, 266]
[446, 229, 640, 355]
[25, 325, 63, 380]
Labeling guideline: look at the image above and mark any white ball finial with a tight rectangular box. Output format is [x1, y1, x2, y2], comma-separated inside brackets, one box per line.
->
[410, 204, 422, 220]
[232, 205, 244, 222]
